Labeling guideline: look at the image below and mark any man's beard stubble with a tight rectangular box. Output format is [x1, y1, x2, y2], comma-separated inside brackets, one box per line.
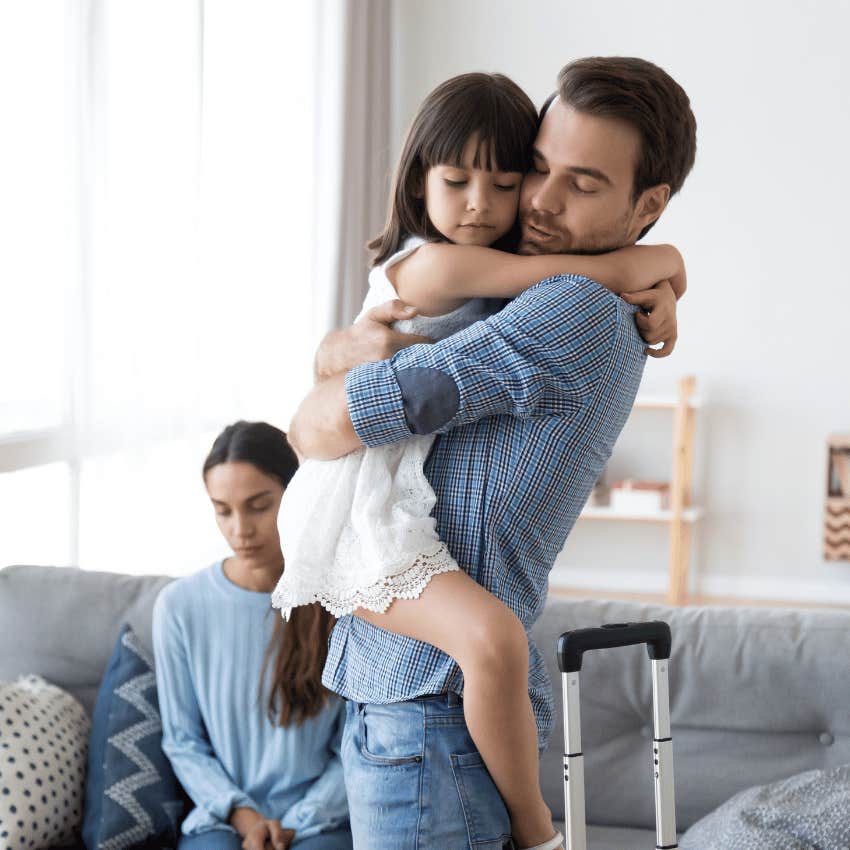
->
[518, 207, 634, 256]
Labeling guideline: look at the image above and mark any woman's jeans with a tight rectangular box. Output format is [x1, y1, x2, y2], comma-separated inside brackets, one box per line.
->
[178, 826, 353, 849]
[341, 694, 514, 849]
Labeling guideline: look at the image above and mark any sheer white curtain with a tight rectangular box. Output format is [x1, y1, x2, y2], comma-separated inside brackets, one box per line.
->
[0, 0, 391, 575]
[313, 0, 393, 329]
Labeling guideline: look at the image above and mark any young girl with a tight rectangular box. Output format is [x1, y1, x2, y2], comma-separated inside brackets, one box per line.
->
[272, 73, 685, 850]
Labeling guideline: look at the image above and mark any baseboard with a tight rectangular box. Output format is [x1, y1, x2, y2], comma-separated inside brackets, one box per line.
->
[549, 566, 669, 595]
[549, 565, 850, 606]
[695, 572, 850, 605]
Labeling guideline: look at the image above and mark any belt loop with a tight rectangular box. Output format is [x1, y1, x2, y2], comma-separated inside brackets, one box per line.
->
[447, 689, 461, 707]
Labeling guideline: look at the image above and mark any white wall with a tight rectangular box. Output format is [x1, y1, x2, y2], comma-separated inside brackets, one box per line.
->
[390, 0, 850, 603]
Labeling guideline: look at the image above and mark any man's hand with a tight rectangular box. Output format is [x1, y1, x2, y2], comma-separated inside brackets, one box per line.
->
[231, 806, 295, 850]
[621, 279, 678, 358]
[314, 299, 433, 381]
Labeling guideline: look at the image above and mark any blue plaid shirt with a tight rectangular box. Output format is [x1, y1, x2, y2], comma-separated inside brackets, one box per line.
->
[323, 274, 646, 745]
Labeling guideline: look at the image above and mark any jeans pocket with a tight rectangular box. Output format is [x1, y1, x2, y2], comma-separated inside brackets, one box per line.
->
[450, 750, 513, 849]
[358, 703, 424, 766]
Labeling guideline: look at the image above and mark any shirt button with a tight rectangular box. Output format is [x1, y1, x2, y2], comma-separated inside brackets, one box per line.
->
[819, 732, 834, 746]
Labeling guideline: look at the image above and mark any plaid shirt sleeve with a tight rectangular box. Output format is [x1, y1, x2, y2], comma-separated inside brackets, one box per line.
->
[346, 274, 619, 447]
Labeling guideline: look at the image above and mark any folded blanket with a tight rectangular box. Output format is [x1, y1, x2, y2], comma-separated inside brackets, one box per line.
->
[680, 765, 850, 850]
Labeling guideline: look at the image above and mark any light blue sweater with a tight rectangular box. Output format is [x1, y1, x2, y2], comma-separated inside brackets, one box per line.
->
[152, 561, 348, 840]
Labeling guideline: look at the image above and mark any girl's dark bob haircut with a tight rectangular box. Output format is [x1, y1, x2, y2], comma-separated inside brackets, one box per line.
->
[369, 72, 538, 266]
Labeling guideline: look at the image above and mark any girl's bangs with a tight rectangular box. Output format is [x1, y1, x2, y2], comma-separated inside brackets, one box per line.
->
[422, 108, 533, 174]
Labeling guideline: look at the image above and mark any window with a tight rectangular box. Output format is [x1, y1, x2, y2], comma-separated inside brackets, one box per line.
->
[2, 2, 319, 575]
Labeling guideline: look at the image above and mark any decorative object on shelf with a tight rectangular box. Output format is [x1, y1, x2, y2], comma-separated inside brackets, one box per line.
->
[577, 375, 701, 605]
[825, 435, 850, 562]
[610, 479, 670, 513]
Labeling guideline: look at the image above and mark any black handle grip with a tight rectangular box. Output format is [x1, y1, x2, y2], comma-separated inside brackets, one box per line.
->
[557, 621, 672, 673]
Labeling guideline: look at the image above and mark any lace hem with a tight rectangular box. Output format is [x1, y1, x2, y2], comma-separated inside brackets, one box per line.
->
[271, 545, 461, 620]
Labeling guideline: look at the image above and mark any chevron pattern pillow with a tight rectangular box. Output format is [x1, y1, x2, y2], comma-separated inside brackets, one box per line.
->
[82, 625, 184, 850]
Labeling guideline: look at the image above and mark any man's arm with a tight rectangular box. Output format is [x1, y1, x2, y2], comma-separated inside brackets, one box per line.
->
[291, 274, 624, 460]
[288, 374, 359, 459]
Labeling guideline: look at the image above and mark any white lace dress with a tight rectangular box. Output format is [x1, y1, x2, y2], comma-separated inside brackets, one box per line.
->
[271, 237, 497, 618]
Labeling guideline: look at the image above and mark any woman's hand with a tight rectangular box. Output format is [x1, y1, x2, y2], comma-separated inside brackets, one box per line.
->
[242, 819, 295, 850]
[230, 806, 295, 850]
[622, 280, 679, 358]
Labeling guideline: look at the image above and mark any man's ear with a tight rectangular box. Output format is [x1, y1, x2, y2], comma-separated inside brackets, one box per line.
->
[634, 183, 671, 231]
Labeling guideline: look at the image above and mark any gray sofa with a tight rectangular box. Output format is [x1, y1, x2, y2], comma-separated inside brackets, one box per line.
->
[2, 564, 849, 850]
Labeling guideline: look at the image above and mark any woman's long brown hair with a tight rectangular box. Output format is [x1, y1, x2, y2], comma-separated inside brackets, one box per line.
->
[261, 603, 336, 727]
[204, 421, 336, 727]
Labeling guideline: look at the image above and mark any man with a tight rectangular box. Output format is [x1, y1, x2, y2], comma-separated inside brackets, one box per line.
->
[289, 57, 697, 849]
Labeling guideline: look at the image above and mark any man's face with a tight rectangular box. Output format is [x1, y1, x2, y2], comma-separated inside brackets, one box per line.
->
[519, 99, 647, 255]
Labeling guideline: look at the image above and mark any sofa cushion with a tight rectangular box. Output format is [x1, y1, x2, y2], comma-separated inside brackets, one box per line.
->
[82, 625, 184, 850]
[0, 566, 174, 716]
[679, 764, 850, 849]
[0, 675, 90, 849]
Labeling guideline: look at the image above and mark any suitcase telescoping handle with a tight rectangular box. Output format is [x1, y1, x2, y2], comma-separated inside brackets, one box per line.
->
[557, 622, 677, 850]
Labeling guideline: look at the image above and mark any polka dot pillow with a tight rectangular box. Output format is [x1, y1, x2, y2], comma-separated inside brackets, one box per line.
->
[0, 675, 90, 850]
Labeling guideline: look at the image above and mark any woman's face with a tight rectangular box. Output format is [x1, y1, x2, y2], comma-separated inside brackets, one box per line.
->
[204, 461, 284, 564]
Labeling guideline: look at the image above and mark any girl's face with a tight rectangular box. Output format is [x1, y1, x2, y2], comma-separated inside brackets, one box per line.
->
[204, 461, 284, 566]
[424, 135, 522, 247]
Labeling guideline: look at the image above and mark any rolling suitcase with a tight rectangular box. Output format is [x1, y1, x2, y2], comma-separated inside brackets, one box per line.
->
[556, 621, 678, 850]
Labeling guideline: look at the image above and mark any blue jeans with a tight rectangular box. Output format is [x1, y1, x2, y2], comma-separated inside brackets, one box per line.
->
[178, 827, 353, 849]
[341, 694, 514, 849]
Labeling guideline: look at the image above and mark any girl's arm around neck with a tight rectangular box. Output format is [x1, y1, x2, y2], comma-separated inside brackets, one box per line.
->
[392, 242, 686, 316]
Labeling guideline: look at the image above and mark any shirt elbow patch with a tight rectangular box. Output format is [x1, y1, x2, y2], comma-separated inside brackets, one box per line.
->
[396, 367, 459, 434]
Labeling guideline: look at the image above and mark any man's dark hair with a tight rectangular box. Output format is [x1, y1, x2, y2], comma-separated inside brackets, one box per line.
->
[544, 57, 697, 238]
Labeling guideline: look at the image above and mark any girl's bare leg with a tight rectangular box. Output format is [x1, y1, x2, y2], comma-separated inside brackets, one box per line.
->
[355, 570, 558, 848]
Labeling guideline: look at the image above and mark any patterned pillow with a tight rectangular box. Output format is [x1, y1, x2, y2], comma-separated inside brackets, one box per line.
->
[82, 625, 184, 850]
[0, 674, 90, 849]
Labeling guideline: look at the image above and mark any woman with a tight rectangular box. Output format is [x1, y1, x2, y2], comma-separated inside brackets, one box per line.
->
[153, 421, 351, 850]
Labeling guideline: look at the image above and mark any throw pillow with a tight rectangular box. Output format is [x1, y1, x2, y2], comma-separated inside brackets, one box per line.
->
[680, 764, 850, 850]
[0, 674, 90, 849]
[82, 625, 184, 850]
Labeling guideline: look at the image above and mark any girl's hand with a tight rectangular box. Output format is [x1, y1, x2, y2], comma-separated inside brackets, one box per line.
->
[622, 280, 678, 358]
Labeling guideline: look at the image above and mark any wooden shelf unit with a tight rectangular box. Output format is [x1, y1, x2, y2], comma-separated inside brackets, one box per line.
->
[577, 375, 701, 605]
